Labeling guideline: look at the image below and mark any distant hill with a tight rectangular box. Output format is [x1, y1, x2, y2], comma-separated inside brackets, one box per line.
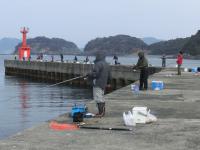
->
[84, 35, 148, 55]
[0, 38, 20, 54]
[14, 36, 81, 55]
[182, 30, 200, 56]
[141, 37, 162, 45]
[148, 38, 190, 55]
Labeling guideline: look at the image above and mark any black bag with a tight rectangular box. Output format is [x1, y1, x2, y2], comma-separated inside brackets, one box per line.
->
[73, 112, 84, 122]
[197, 67, 200, 72]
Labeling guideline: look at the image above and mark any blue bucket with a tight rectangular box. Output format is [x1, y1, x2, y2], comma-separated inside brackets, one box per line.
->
[71, 104, 87, 117]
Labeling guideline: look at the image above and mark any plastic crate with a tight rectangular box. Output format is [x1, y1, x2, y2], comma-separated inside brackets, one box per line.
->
[192, 68, 198, 73]
[151, 81, 164, 90]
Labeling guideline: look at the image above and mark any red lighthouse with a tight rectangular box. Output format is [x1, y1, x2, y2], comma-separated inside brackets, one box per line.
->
[19, 27, 31, 60]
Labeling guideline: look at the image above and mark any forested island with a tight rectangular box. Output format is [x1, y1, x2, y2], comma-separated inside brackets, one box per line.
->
[182, 30, 200, 56]
[83, 30, 200, 58]
[14, 36, 81, 55]
[84, 35, 147, 55]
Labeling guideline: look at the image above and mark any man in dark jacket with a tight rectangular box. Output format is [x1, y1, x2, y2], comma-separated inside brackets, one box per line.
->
[133, 51, 149, 90]
[161, 54, 166, 67]
[88, 51, 111, 117]
[60, 54, 64, 62]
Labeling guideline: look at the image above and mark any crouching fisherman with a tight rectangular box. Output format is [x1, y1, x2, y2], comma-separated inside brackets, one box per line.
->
[87, 51, 111, 117]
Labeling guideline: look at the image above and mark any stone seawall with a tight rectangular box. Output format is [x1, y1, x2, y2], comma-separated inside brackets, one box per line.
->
[4, 60, 162, 90]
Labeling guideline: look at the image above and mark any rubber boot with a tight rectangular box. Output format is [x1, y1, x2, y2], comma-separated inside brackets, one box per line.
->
[95, 102, 105, 118]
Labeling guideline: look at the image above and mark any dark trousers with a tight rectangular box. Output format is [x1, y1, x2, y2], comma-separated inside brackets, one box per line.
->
[162, 60, 166, 67]
[139, 68, 148, 90]
[178, 64, 181, 75]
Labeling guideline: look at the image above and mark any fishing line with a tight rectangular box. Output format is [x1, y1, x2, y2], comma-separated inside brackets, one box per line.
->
[165, 62, 176, 67]
[2, 76, 88, 102]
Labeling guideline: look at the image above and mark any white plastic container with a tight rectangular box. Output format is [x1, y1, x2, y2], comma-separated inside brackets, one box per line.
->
[123, 106, 158, 125]
[132, 107, 148, 124]
[123, 111, 136, 126]
[184, 68, 188, 72]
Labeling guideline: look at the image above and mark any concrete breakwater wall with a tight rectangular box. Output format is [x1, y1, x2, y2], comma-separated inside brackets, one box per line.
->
[4, 60, 162, 90]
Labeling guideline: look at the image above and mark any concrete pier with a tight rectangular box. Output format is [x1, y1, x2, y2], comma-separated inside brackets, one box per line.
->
[4, 60, 161, 90]
[0, 69, 200, 150]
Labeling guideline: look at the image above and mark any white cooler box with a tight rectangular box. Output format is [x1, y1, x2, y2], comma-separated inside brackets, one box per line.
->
[151, 81, 164, 90]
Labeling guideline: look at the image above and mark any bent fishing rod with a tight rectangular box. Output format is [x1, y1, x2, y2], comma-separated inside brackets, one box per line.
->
[48, 75, 86, 87]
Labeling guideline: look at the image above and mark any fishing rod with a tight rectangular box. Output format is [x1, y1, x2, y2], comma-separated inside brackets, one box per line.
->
[48, 75, 86, 87]
[79, 126, 133, 131]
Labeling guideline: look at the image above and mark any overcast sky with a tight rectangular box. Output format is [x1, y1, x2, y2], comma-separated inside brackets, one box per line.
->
[0, 0, 200, 47]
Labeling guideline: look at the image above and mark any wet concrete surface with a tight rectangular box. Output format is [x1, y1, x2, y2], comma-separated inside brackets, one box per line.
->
[1, 69, 200, 150]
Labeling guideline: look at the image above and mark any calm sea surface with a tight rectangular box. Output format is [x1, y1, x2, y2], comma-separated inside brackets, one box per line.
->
[0, 55, 199, 139]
